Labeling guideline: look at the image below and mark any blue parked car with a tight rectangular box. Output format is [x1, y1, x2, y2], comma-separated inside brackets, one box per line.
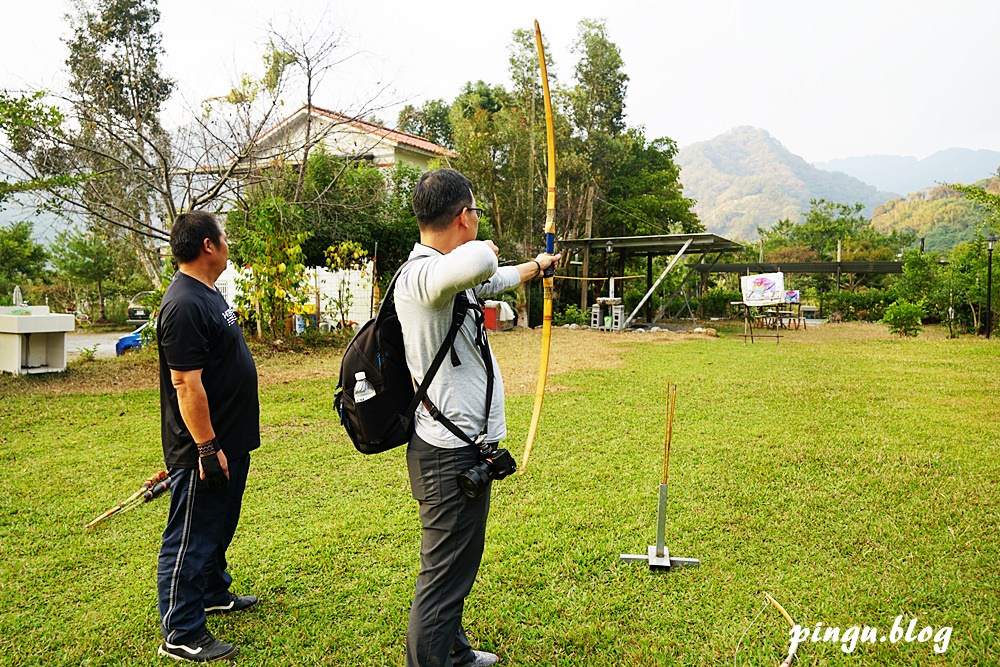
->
[116, 322, 151, 356]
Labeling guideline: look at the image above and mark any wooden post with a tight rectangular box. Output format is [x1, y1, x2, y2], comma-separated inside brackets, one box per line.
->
[580, 184, 594, 310]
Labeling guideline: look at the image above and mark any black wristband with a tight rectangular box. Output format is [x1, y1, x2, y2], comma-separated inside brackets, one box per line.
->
[197, 439, 218, 457]
[531, 259, 542, 278]
[199, 451, 228, 490]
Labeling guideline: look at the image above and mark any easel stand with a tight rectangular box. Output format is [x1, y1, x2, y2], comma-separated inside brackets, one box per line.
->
[733, 302, 782, 345]
[620, 482, 700, 570]
[620, 381, 700, 571]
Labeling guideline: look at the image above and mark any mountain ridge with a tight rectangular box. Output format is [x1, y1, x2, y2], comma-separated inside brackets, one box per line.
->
[814, 148, 1000, 196]
[677, 126, 896, 242]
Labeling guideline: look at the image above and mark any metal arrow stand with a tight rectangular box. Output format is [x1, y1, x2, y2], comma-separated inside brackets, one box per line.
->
[620, 381, 700, 571]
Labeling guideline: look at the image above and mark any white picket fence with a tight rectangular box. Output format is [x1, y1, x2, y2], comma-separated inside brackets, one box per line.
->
[216, 260, 376, 330]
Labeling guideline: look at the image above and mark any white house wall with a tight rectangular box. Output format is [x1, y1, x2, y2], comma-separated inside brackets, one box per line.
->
[254, 110, 444, 171]
[258, 115, 397, 166]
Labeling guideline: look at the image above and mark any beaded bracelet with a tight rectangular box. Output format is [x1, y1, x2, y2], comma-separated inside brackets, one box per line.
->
[197, 439, 218, 457]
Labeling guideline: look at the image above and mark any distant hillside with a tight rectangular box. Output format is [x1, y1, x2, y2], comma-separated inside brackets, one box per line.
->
[677, 127, 896, 242]
[871, 177, 1000, 252]
[815, 149, 1000, 196]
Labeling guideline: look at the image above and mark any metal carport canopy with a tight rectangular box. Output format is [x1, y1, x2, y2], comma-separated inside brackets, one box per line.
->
[557, 233, 745, 254]
[557, 233, 746, 328]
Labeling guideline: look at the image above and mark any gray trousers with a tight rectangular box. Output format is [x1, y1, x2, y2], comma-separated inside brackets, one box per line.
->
[406, 433, 492, 667]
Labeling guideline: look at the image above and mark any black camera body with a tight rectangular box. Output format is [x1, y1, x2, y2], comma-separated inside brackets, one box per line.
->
[458, 445, 516, 499]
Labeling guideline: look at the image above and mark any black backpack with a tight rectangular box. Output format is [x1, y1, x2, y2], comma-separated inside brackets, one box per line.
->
[334, 261, 493, 454]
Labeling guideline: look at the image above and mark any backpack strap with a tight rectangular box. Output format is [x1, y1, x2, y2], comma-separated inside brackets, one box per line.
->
[374, 259, 412, 325]
[390, 259, 496, 447]
[401, 293, 471, 439]
[419, 292, 495, 447]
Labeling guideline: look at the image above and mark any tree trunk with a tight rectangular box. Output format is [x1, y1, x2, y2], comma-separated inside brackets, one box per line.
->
[97, 280, 107, 322]
[516, 283, 528, 328]
[133, 233, 161, 286]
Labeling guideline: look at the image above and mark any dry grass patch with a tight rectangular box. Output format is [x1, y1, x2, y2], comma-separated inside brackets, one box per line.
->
[489, 326, 707, 395]
[0, 352, 160, 397]
[0, 325, 705, 399]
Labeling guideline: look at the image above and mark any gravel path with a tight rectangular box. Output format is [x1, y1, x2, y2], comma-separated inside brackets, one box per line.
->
[65, 331, 130, 359]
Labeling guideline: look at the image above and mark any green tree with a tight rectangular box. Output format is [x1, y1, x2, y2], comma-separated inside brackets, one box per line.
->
[0, 221, 49, 299]
[228, 196, 311, 339]
[949, 171, 1000, 235]
[949, 174, 1000, 332]
[793, 200, 870, 259]
[225, 148, 419, 340]
[567, 18, 631, 221]
[436, 29, 561, 323]
[506, 26, 555, 255]
[569, 19, 627, 140]
[602, 132, 701, 237]
[51, 228, 117, 321]
[369, 163, 421, 280]
[5, 1, 306, 293]
[450, 80, 518, 250]
[896, 249, 940, 304]
[398, 99, 454, 149]
[945, 240, 992, 333]
[760, 199, 915, 292]
[0, 92, 76, 201]
[228, 147, 418, 276]
[882, 299, 924, 337]
[62, 0, 176, 281]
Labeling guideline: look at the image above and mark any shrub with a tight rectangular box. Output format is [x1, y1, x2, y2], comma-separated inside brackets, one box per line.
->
[700, 287, 742, 318]
[554, 304, 590, 326]
[821, 288, 897, 321]
[882, 299, 924, 337]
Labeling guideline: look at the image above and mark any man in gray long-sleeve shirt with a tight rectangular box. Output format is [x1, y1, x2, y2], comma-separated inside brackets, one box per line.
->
[396, 168, 560, 667]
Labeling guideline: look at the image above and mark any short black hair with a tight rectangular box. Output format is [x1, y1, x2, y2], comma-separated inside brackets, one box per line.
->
[170, 211, 222, 264]
[412, 168, 474, 229]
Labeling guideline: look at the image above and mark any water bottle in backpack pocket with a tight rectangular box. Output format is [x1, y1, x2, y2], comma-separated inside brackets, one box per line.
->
[353, 371, 376, 402]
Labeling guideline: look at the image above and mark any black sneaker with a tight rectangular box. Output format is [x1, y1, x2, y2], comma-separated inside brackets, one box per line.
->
[205, 592, 259, 615]
[158, 631, 238, 662]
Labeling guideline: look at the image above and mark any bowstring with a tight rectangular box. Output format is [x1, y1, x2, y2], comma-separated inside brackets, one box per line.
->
[734, 596, 770, 667]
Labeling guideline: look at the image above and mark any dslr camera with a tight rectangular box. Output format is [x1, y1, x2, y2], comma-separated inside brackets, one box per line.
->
[458, 443, 517, 499]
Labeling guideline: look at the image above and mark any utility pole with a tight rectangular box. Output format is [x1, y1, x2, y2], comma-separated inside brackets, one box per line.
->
[580, 184, 594, 310]
[987, 238, 996, 339]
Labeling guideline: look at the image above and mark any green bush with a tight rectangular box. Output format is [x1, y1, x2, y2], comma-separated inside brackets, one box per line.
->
[700, 287, 742, 318]
[882, 299, 924, 337]
[554, 304, 590, 326]
[821, 287, 897, 321]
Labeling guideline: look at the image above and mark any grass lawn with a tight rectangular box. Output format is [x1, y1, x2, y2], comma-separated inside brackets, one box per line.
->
[0, 322, 997, 665]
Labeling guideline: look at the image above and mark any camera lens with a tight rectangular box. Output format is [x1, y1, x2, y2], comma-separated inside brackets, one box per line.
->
[458, 461, 492, 499]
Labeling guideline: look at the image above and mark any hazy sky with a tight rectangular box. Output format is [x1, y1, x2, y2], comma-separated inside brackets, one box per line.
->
[1, 0, 998, 164]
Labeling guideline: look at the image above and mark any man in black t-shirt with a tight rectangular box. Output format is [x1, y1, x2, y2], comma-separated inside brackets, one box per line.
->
[155, 211, 261, 663]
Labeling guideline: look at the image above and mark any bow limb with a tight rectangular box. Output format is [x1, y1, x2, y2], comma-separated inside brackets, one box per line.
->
[764, 592, 797, 667]
[521, 19, 557, 473]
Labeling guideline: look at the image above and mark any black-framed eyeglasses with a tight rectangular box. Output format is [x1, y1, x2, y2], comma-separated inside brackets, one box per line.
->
[456, 207, 484, 219]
